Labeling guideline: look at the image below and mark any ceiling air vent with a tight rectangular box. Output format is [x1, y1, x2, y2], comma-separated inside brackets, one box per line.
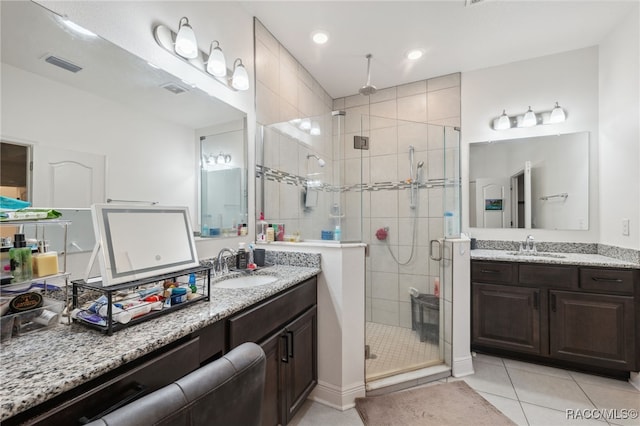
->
[160, 83, 188, 95]
[44, 55, 82, 73]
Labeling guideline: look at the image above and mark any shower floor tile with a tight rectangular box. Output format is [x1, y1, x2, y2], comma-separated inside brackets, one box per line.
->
[366, 321, 441, 381]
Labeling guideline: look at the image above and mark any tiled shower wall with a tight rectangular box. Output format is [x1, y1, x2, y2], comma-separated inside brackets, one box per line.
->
[333, 75, 461, 328]
[254, 19, 462, 327]
[254, 19, 337, 235]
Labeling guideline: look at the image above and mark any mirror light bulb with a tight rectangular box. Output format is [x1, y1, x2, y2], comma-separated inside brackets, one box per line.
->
[175, 17, 198, 59]
[206, 42, 227, 77]
[231, 59, 249, 91]
[521, 107, 537, 127]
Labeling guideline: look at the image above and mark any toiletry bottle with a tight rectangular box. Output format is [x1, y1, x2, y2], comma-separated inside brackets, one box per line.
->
[266, 225, 275, 242]
[32, 240, 59, 278]
[257, 212, 268, 242]
[236, 242, 248, 269]
[9, 234, 32, 283]
[334, 225, 341, 241]
[241, 223, 248, 236]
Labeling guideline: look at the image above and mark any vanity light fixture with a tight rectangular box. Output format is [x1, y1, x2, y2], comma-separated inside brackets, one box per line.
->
[231, 59, 249, 91]
[174, 17, 198, 59]
[153, 20, 249, 91]
[206, 41, 227, 77]
[492, 102, 567, 130]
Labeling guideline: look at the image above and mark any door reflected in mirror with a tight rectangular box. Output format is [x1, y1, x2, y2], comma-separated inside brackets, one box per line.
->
[469, 132, 589, 230]
[200, 119, 247, 238]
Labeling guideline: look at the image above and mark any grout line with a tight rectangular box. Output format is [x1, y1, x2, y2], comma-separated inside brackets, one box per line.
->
[569, 374, 612, 425]
[501, 357, 531, 426]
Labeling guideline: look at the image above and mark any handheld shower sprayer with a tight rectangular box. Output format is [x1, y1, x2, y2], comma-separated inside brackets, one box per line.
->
[306, 154, 325, 167]
[415, 161, 424, 181]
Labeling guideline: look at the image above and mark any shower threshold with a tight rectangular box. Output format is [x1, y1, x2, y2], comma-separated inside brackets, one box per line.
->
[365, 363, 451, 396]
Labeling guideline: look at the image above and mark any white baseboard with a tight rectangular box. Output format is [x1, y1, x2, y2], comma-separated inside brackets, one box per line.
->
[452, 355, 474, 377]
[309, 380, 366, 411]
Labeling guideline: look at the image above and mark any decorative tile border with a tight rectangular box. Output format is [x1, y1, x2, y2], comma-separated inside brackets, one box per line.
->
[256, 165, 457, 192]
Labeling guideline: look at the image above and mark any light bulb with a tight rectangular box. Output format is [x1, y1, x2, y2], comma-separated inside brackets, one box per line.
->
[231, 59, 249, 91]
[206, 41, 227, 77]
[175, 17, 198, 59]
[548, 102, 566, 123]
[494, 110, 511, 130]
[521, 106, 537, 127]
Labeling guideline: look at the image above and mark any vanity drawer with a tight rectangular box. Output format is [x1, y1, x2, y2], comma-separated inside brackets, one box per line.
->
[579, 268, 635, 295]
[519, 264, 578, 288]
[228, 276, 317, 349]
[471, 261, 516, 285]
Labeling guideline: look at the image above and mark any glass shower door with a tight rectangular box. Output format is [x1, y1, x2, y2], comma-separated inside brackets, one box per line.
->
[361, 115, 459, 382]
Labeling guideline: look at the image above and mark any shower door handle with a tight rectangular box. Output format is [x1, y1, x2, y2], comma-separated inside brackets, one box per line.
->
[429, 239, 442, 261]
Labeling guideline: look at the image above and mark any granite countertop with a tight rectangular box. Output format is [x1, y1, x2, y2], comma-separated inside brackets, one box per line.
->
[471, 249, 639, 269]
[0, 264, 320, 421]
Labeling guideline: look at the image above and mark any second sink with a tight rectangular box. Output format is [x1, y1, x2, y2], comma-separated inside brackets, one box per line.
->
[213, 274, 278, 289]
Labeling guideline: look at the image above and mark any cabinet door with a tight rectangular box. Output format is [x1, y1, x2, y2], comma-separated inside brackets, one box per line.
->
[550, 291, 635, 370]
[260, 331, 285, 426]
[283, 306, 317, 425]
[472, 283, 543, 355]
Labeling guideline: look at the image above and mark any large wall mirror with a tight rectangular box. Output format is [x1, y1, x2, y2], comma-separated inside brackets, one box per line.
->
[1, 1, 247, 247]
[469, 132, 589, 230]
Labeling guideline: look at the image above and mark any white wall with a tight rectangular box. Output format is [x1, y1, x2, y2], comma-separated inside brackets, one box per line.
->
[461, 47, 600, 243]
[598, 5, 640, 250]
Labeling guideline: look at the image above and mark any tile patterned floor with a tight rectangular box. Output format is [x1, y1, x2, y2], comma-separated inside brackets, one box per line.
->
[291, 353, 640, 425]
[365, 321, 441, 380]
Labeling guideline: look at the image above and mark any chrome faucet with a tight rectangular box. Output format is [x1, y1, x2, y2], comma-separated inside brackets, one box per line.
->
[216, 248, 236, 275]
[524, 235, 536, 253]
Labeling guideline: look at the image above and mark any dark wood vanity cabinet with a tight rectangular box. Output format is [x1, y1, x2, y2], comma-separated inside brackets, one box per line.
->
[472, 283, 543, 355]
[227, 276, 318, 426]
[549, 290, 634, 370]
[472, 260, 638, 374]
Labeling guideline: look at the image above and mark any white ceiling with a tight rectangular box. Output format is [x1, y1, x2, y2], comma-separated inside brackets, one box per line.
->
[239, 0, 637, 98]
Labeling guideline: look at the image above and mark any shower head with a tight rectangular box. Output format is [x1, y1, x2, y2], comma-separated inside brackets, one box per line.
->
[358, 54, 377, 96]
[415, 161, 424, 181]
[307, 154, 326, 167]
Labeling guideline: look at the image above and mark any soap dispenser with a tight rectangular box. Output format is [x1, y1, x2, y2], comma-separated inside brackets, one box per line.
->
[236, 242, 248, 269]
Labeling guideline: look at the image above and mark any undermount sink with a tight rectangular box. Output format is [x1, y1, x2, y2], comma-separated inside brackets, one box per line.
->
[506, 251, 566, 259]
[213, 274, 278, 289]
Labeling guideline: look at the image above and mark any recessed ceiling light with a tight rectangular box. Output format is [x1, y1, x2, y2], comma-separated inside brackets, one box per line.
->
[406, 49, 424, 60]
[311, 31, 329, 45]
